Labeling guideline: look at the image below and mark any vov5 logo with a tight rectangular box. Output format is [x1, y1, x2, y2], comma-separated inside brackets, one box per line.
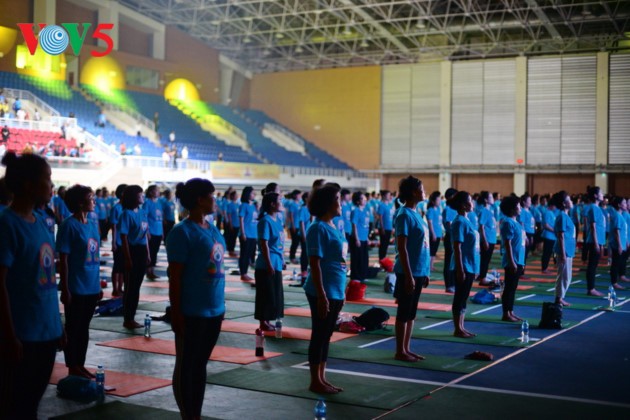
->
[17, 23, 115, 57]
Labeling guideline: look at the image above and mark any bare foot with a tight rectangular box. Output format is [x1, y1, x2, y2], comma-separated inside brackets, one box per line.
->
[322, 379, 344, 392]
[123, 321, 143, 329]
[309, 383, 339, 394]
[394, 353, 418, 362]
[587, 289, 604, 297]
[260, 321, 276, 332]
[461, 328, 477, 337]
[502, 315, 519, 322]
[557, 298, 571, 306]
[541, 269, 552, 274]
[240, 275, 253, 282]
[80, 366, 96, 378]
[69, 367, 92, 378]
[454, 330, 474, 338]
[613, 283, 626, 290]
[407, 351, 426, 361]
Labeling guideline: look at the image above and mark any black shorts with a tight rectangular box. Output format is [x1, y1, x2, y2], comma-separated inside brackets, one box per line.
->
[112, 247, 124, 274]
[394, 273, 425, 322]
[430, 238, 441, 257]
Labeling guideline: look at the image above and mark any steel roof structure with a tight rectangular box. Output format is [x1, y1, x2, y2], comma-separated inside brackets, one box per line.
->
[120, 0, 630, 73]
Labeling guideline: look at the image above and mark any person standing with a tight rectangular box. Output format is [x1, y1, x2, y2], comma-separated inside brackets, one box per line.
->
[519, 193, 536, 279]
[609, 197, 628, 291]
[552, 191, 576, 306]
[143, 185, 163, 280]
[350, 192, 369, 282]
[476, 191, 497, 285]
[377, 190, 395, 260]
[109, 184, 127, 297]
[540, 201, 558, 274]
[425, 191, 443, 272]
[167, 178, 225, 420]
[239, 186, 258, 282]
[499, 196, 525, 322]
[161, 189, 176, 243]
[442, 188, 458, 293]
[584, 187, 606, 296]
[225, 190, 239, 257]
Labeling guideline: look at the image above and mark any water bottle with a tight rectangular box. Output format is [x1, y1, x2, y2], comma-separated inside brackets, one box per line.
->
[275, 317, 283, 339]
[314, 399, 326, 420]
[255, 328, 265, 357]
[610, 287, 617, 309]
[521, 320, 530, 343]
[95, 365, 105, 403]
[144, 314, 151, 338]
[292, 268, 298, 281]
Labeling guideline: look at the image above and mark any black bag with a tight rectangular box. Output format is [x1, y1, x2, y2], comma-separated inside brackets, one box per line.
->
[354, 307, 390, 331]
[539, 302, 563, 329]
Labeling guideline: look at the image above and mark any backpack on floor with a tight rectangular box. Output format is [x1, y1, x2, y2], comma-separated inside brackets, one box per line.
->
[57, 375, 99, 402]
[471, 289, 497, 304]
[539, 302, 563, 329]
[354, 307, 390, 331]
[94, 297, 123, 316]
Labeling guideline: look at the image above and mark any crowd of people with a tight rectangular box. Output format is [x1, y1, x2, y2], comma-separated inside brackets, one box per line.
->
[1, 151, 629, 418]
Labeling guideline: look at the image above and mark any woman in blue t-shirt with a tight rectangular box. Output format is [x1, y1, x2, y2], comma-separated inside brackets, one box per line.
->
[255, 193, 285, 331]
[143, 185, 164, 280]
[0, 152, 62, 419]
[541, 201, 558, 274]
[161, 188, 176, 243]
[584, 186, 606, 296]
[519, 193, 536, 279]
[109, 183, 126, 297]
[120, 185, 150, 329]
[426, 191, 443, 272]
[609, 197, 628, 290]
[304, 184, 347, 394]
[476, 191, 497, 286]
[238, 186, 258, 282]
[448, 191, 480, 338]
[350, 191, 369, 281]
[166, 178, 226, 420]
[224, 190, 239, 257]
[376, 190, 395, 260]
[499, 196, 525, 322]
[299, 192, 312, 281]
[551, 191, 576, 306]
[393, 176, 430, 362]
[57, 184, 102, 379]
[442, 188, 458, 293]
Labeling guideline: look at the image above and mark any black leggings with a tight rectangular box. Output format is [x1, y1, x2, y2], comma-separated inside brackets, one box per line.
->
[64, 293, 99, 368]
[148, 234, 162, 268]
[541, 239, 556, 271]
[99, 219, 109, 242]
[379, 230, 392, 260]
[621, 249, 629, 278]
[452, 272, 475, 316]
[0, 339, 58, 420]
[224, 225, 237, 252]
[307, 294, 343, 365]
[502, 265, 523, 312]
[289, 228, 300, 260]
[300, 235, 308, 273]
[443, 233, 454, 289]
[585, 243, 600, 291]
[429, 237, 441, 257]
[478, 243, 496, 279]
[239, 237, 257, 275]
[610, 249, 624, 286]
[123, 244, 148, 323]
[524, 233, 534, 264]
[350, 240, 369, 281]
[163, 220, 175, 244]
[173, 314, 222, 420]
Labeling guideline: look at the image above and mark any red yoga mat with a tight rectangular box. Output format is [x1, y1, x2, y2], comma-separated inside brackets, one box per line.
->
[220, 320, 354, 342]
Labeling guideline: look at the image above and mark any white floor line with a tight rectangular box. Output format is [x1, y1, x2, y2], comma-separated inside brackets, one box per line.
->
[358, 336, 394, 349]
[471, 304, 502, 315]
[516, 294, 536, 301]
[420, 320, 451, 330]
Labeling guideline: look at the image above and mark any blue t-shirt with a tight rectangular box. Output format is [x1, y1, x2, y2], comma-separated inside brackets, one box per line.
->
[342, 202, 353, 234]
[532, 206, 543, 224]
[500, 217, 526, 267]
[333, 216, 345, 236]
[467, 210, 479, 231]
[416, 200, 428, 217]
[299, 204, 312, 234]
[554, 212, 576, 258]
[239, 202, 258, 239]
[166, 220, 226, 317]
[585, 204, 606, 245]
[287, 200, 300, 230]
[54, 195, 71, 221]
[541, 208, 558, 241]
[110, 203, 123, 246]
[478, 206, 497, 244]
[351, 207, 370, 241]
[255, 214, 285, 271]
[161, 197, 176, 222]
[143, 198, 164, 236]
[442, 206, 457, 235]
[56, 216, 101, 295]
[449, 215, 480, 275]
[119, 208, 149, 246]
[96, 198, 108, 220]
[0, 209, 62, 342]
[377, 201, 395, 231]
[304, 220, 348, 300]
[426, 207, 443, 238]
[609, 211, 628, 252]
[519, 208, 536, 234]
[393, 207, 430, 277]
[227, 201, 239, 226]
[623, 211, 630, 246]
[569, 205, 581, 227]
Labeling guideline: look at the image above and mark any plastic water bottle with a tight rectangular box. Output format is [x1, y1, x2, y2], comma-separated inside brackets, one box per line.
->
[610, 287, 617, 309]
[275, 317, 283, 339]
[521, 320, 530, 343]
[255, 328, 265, 357]
[144, 314, 151, 338]
[95, 365, 105, 403]
[314, 399, 326, 420]
[292, 268, 298, 281]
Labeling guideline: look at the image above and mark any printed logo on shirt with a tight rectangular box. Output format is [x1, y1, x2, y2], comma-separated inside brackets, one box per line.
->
[45, 216, 55, 232]
[38, 242, 56, 289]
[155, 209, 163, 222]
[206, 242, 225, 279]
[252, 211, 258, 225]
[278, 230, 286, 250]
[521, 229, 527, 248]
[86, 237, 99, 265]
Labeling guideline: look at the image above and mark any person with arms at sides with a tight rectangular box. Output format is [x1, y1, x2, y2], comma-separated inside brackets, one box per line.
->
[0, 152, 63, 419]
[569, 195, 582, 243]
[254, 193, 285, 331]
[109, 184, 126, 297]
[304, 184, 346, 394]
[376, 190, 395, 261]
[425, 191, 443, 272]
[298, 192, 312, 283]
[53, 185, 72, 225]
[95, 189, 108, 244]
[340, 189, 353, 245]
[119, 185, 150, 329]
[350, 191, 370, 282]
[161, 189, 176, 243]
[476, 191, 497, 286]
[580, 194, 592, 263]
[442, 188, 458, 293]
[239, 186, 258, 282]
[540, 199, 558, 274]
[449, 191, 480, 338]
[393, 176, 430, 361]
[608, 196, 628, 291]
[552, 191, 576, 306]
[583, 186, 606, 296]
[143, 185, 163, 280]
[620, 199, 630, 283]
[167, 179, 225, 420]
[499, 196, 526, 322]
[57, 185, 102, 378]
[225, 190, 239, 258]
[287, 190, 301, 264]
[519, 193, 536, 280]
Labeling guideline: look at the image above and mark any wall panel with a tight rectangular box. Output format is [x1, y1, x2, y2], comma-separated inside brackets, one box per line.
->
[410, 63, 441, 165]
[451, 61, 483, 164]
[483, 60, 515, 164]
[526, 174, 593, 195]
[527, 58, 561, 164]
[382, 174, 439, 194]
[381, 66, 411, 167]
[451, 174, 513, 196]
[609, 55, 630, 164]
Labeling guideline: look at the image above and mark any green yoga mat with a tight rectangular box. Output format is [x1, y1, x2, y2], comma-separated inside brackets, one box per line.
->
[206, 367, 434, 410]
[90, 316, 172, 335]
[225, 293, 307, 307]
[293, 347, 488, 374]
[367, 328, 531, 347]
[50, 401, 197, 420]
[425, 313, 575, 328]
[513, 299, 606, 311]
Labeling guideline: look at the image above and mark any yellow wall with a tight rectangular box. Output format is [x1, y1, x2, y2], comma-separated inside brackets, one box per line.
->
[250, 66, 381, 170]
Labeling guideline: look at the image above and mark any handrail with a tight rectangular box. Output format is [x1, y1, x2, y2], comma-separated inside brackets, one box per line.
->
[202, 114, 247, 141]
[81, 130, 121, 160]
[3, 88, 60, 117]
[99, 101, 155, 131]
[0, 116, 66, 132]
[280, 165, 365, 179]
[123, 155, 211, 172]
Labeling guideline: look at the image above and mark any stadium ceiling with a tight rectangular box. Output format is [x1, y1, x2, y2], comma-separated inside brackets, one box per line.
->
[120, 0, 630, 73]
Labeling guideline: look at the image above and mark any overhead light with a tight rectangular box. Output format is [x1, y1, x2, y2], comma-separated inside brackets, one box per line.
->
[275, 32, 284, 39]
[295, 45, 304, 53]
[262, 49, 271, 56]
[343, 25, 352, 35]
[360, 40, 368, 48]
[416, 19, 426, 29]
[243, 37, 251, 43]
